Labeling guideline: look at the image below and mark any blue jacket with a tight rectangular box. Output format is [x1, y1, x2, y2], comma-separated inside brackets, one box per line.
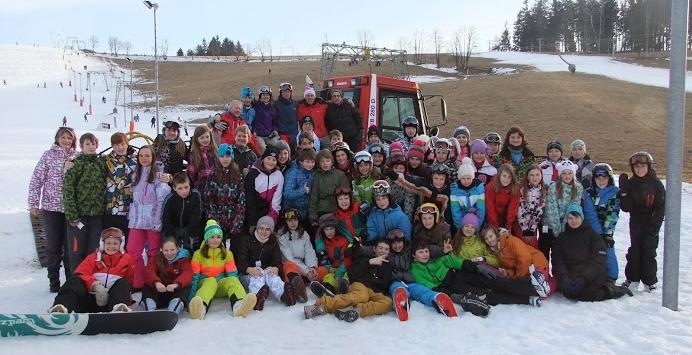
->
[241, 105, 256, 127]
[366, 204, 412, 242]
[252, 101, 278, 137]
[450, 179, 486, 229]
[275, 97, 298, 136]
[582, 184, 620, 236]
[282, 163, 314, 213]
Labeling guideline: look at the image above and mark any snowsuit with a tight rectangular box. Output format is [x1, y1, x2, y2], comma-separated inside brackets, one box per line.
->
[63, 153, 105, 273]
[53, 250, 134, 313]
[308, 167, 349, 222]
[334, 203, 366, 242]
[450, 179, 486, 229]
[102, 152, 136, 235]
[282, 163, 314, 220]
[143, 249, 193, 309]
[366, 204, 412, 242]
[236, 233, 286, 300]
[542, 180, 583, 260]
[278, 229, 318, 279]
[296, 99, 328, 138]
[325, 101, 363, 150]
[315, 231, 352, 288]
[127, 166, 171, 288]
[582, 183, 620, 280]
[28, 144, 75, 282]
[187, 145, 217, 195]
[517, 184, 546, 248]
[485, 181, 520, 234]
[244, 161, 283, 229]
[161, 190, 202, 252]
[203, 167, 246, 253]
[189, 244, 247, 306]
[619, 170, 665, 286]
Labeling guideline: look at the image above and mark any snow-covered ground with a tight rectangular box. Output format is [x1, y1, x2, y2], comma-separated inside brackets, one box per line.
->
[478, 51, 692, 92]
[0, 44, 691, 354]
[409, 75, 459, 84]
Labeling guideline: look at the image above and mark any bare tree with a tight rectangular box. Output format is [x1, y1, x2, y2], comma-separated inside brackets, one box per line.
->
[266, 38, 273, 62]
[432, 29, 444, 68]
[450, 26, 477, 72]
[88, 35, 99, 52]
[357, 30, 374, 48]
[256, 38, 266, 62]
[411, 30, 425, 64]
[244, 42, 253, 61]
[108, 36, 119, 56]
[462, 26, 477, 71]
[121, 41, 132, 56]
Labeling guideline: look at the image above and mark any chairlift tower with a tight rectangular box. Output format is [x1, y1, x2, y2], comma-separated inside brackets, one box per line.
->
[319, 42, 409, 82]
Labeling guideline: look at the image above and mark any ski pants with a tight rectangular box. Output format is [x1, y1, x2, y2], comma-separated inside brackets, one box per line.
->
[606, 247, 619, 281]
[43, 210, 71, 281]
[126, 228, 161, 288]
[241, 269, 285, 300]
[389, 281, 438, 307]
[194, 276, 247, 306]
[54, 276, 131, 313]
[435, 270, 531, 306]
[67, 216, 102, 274]
[625, 218, 659, 286]
[317, 282, 392, 317]
[142, 285, 189, 309]
[538, 227, 555, 264]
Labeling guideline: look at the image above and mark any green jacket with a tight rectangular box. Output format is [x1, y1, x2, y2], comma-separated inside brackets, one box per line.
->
[309, 167, 349, 221]
[457, 235, 499, 267]
[63, 154, 106, 221]
[352, 175, 377, 206]
[411, 254, 464, 289]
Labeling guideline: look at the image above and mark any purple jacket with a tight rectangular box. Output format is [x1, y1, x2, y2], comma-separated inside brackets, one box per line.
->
[252, 101, 278, 137]
[128, 166, 171, 231]
[28, 144, 75, 213]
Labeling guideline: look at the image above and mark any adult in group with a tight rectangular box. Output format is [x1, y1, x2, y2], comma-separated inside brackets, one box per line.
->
[252, 85, 278, 153]
[325, 88, 363, 151]
[297, 86, 328, 145]
[275, 82, 299, 152]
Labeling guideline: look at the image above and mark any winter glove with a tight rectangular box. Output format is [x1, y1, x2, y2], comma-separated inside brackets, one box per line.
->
[214, 120, 229, 132]
[560, 276, 586, 298]
[92, 283, 109, 307]
[602, 234, 615, 248]
[358, 230, 369, 243]
[475, 261, 500, 279]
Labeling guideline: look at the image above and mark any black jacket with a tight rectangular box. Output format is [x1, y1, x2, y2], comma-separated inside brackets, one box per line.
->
[161, 190, 202, 248]
[619, 170, 665, 233]
[347, 255, 392, 294]
[552, 222, 607, 286]
[325, 102, 362, 141]
[361, 244, 442, 285]
[235, 234, 283, 275]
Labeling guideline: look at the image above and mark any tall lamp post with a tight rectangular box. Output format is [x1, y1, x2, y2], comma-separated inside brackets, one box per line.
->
[126, 57, 134, 124]
[120, 71, 127, 127]
[143, 1, 160, 134]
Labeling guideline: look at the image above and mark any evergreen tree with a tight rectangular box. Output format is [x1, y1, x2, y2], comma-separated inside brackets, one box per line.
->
[176, 48, 184, 56]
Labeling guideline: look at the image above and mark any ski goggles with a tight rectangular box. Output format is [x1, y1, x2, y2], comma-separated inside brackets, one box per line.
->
[373, 180, 390, 196]
[354, 155, 372, 164]
[368, 145, 385, 155]
[418, 203, 439, 215]
[279, 82, 293, 91]
[484, 132, 501, 144]
[331, 141, 351, 152]
[163, 121, 180, 129]
[335, 186, 352, 196]
[593, 168, 609, 177]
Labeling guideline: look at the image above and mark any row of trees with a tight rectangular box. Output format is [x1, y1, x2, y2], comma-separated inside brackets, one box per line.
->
[396, 28, 478, 72]
[504, 0, 674, 53]
[86, 35, 169, 58]
[176, 36, 246, 59]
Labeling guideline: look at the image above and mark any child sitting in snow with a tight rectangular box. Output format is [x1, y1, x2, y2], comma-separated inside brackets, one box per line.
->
[313, 213, 352, 295]
[142, 238, 192, 314]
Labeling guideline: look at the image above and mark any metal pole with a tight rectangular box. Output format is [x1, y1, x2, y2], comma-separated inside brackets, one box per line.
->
[663, 0, 687, 311]
[154, 8, 160, 134]
[130, 62, 134, 122]
[87, 72, 92, 115]
[122, 72, 127, 128]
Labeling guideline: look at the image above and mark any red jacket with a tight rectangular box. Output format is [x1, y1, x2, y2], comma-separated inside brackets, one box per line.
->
[143, 253, 193, 288]
[297, 100, 328, 138]
[75, 251, 134, 290]
[216, 112, 262, 156]
[485, 180, 520, 234]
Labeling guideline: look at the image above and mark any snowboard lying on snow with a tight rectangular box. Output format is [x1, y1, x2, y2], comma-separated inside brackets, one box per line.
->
[0, 310, 178, 336]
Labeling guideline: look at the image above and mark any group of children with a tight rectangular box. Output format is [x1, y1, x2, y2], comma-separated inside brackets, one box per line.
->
[27, 83, 665, 322]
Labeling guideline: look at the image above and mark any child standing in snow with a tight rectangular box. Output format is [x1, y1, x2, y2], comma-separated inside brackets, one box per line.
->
[188, 220, 257, 319]
[127, 145, 171, 291]
[539, 141, 564, 185]
[518, 165, 548, 248]
[162, 173, 202, 252]
[309, 149, 350, 225]
[333, 186, 366, 242]
[28, 127, 77, 292]
[485, 164, 521, 236]
[452, 126, 471, 163]
[142, 238, 192, 314]
[154, 120, 188, 175]
[542, 160, 583, 261]
[470, 139, 497, 184]
[232, 125, 257, 174]
[102, 133, 137, 236]
[282, 148, 316, 226]
[352, 151, 382, 208]
[244, 146, 284, 232]
[568, 139, 595, 187]
[187, 125, 218, 196]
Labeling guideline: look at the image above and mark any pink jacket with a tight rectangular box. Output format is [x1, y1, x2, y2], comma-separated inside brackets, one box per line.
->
[28, 144, 75, 213]
[128, 166, 171, 231]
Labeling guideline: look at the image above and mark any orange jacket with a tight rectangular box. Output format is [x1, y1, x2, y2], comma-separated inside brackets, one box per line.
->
[495, 234, 548, 278]
[75, 251, 134, 290]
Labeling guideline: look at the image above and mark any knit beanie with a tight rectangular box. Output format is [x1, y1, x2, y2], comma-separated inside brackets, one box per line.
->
[566, 203, 583, 218]
[571, 139, 586, 152]
[274, 140, 291, 155]
[461, 211, 479, 231]
[204, 220, 223, 241]
[318, 213, 339, 229]
[304, 86, 316, 98]
[389, 141, 404, 158]
[367, 125, 381, 139]
[470, 139, 488, 155]
[262, 145, 279, 160]
[453, 126, 471, 139]
[218, 143, 234, 158]
[556, 160, 578, 175]
[407, 139, 427, 161]
[457, 157, 476, 178]
[257, 215, 276, 232]
[547, 140, 563, 154]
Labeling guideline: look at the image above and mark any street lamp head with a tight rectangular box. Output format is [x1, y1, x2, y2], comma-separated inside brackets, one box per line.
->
[143, 1, 158, 10]
[126, 57, 132, 63]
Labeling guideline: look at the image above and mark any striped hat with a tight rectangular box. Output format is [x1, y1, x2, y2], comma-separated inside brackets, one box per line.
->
[204, 220, 223, 241]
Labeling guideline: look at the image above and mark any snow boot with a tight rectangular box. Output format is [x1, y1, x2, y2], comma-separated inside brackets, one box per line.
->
[529, 265, 550, 298]
[622, 280, 639, 292]
[281, 281, 297, 306]
[143, 297, 157, 311]
[48, 304, 68, 314]
[334, 307, 359, 322]
[112, 303, 132, 313]
[645, 284, 657, 293]
[451, 292, 490, 318]
[606, 283, 634, 299]
[232, 293, 257, 317]
[529, 296, 541, 307]
[254, 285, 270, 311]
[49, 278, 60, 293]
[310, 281, 334, 298]
[291, 275, 308, 303]
[433, 293, 458, 317]
[392, 287, 410, 321]
[189, 296, 207, 320]
[336, 278, 350, 294]
[304, 304, 327, 319]
[167, 298, 184, 314]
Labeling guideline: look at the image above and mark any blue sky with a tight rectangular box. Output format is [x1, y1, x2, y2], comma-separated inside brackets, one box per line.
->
[0, 0, 523, 55]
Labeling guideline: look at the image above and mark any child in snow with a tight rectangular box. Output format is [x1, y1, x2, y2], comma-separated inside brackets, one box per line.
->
[309, 149, 350, 225]
[539, 140, 564, 185]
[28, 127, 77, 291]
[203, 144, 246, 254]
[50, 228, 134, 313]
[412, 203, 452, 248]
[450, 157, 486, 230]
[295, 132, 316, 160]
[215, 100, 252, 149]
[470, 139, 497, 184]
[127, 145, 171, 291]
[405, 140, 431, 182]
[314, 213, 352, 295]
[568, 139, 595, 187]
[245, 146, 284, 232]
[498, 126, 535, 179]
[430, 138, 459, 182]
[541, 160, 583, 261]
[387, 150, 420, 219]
[485, 164, 521, 236]
[484, 132, 502, 169]
[552, 204, 632, 301]
[252, 85, 278, 153]
[618, 152, 665, 292]
[453, 211, 499, 269]
[582, 163, 621, 282]
[188, 220, 257, 319]
[296, 115, 321, 151]
[334, 187, 366, 242]
[423, 164, 453, 231]
[365, 126, 389, 159]
[368, 143, 388, 170]
[187, 125, 218, 195]
[154, 120, 188, 175]
[240, 86, 256, 126]
[304, 240, 393, 322]
[275, 139, 292, 174]
[236, 216, 301, 310]
[282, 148, 316, 226]
[517, 165, 548, 248]
[332, 141, 354, 182]
[329, 129, 343, 147]
[352, 150, 383, 207]
[277, 209, 318, 297]
[396, 116, 420, 152]
[162, 173, 203, 252]
[142, 238, 192, 314]
[232, 125, 258, 175]
[63, 133, 105, 273]
[452, 126, 471, 163]
[366, 180, 412, 242]
[102, 132, 136, 235]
